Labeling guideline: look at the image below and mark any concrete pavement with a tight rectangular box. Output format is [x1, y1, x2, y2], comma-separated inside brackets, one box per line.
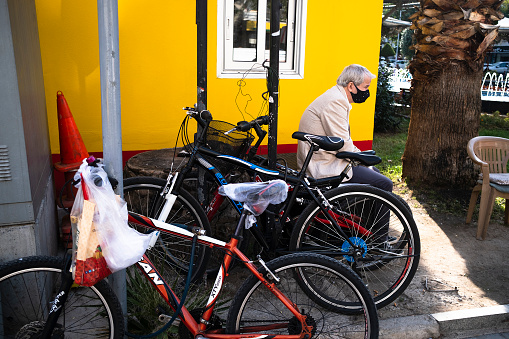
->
[379, 304, 509, 339]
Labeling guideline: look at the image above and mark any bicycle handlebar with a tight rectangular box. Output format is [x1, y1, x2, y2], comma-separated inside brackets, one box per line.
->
[182, 106, 212, 128]
[184, 105, 269, 137]
[183, 106, 269, 162]
[225, 115, 270, 135]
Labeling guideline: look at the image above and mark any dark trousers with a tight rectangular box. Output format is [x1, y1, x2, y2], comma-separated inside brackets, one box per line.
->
[349, 166, 393, 192]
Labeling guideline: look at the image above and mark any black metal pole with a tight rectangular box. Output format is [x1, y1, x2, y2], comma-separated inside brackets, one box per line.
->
[196, 0, 208, 205]
[265, 0, 281, 251]
[197, 0, 207, 112]
[268, 0, 280, 170]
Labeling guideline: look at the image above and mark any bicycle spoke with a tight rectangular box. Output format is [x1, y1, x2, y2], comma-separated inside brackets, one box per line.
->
[0, 257, 122, 338]
[226, 253, 378, 338]
[291, 184, 420, 308]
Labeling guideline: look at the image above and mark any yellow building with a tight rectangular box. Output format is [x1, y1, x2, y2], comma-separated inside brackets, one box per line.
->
[36, 1, 383, 160]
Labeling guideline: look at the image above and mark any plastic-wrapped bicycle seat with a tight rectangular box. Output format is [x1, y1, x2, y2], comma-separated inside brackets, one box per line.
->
[218, 180, 288, 215]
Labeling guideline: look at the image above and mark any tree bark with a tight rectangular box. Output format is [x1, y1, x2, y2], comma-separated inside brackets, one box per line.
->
[402, 63, 480, 186]
[402, 0, 504, 187]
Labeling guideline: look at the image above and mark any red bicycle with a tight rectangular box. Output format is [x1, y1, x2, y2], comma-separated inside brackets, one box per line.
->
[0, 180, 379, 338]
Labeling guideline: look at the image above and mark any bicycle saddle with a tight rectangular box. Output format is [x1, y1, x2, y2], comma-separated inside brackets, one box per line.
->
[292, 132, 344, 152]
[218, 180, 288, 215]
[335, 151, 382, 166]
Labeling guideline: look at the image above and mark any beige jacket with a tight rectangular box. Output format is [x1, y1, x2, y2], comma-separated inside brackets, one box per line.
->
[296, 85, 360, 179]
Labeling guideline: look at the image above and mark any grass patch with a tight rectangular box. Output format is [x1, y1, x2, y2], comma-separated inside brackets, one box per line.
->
[372, 119, 408, 183]
[480, 113, 509, 139]
[480, 128, 509, 139]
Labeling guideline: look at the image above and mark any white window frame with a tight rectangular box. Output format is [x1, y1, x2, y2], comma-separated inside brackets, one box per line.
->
[217, 0, 307, 79]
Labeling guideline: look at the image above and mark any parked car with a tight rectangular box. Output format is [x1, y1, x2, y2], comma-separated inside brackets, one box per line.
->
[486, 61, 509, 73]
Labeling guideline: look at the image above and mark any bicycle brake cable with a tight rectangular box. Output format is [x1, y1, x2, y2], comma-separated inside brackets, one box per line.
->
[126, 235, 197, 338]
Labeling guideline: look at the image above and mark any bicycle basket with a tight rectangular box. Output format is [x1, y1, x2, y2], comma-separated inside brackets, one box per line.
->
[205, 120, 255, 158]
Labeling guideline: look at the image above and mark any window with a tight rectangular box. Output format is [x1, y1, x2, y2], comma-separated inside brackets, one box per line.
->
[217, 0, 307, 79]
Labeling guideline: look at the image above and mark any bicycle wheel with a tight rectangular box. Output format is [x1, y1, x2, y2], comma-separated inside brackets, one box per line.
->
[0, 255, 123, 339]
[290, 184, 420, 309]
[123, 177, 211, 282]
[225, 253, 378, 338]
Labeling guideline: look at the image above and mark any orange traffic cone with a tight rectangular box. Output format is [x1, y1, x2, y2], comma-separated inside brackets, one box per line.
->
[54, 91, 89, 249]
[54, 91, 89, 172]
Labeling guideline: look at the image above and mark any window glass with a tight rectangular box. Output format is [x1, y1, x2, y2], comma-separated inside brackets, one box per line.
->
[219, 0, 306, 78]
[233, 0, 258, 62]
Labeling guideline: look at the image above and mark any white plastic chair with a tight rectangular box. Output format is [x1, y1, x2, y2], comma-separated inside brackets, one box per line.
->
[466, 136, 509, 240]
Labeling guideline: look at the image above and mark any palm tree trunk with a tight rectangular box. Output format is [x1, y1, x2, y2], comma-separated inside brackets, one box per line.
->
[402, 0, 504, 187]
[402, 62, 481, 185]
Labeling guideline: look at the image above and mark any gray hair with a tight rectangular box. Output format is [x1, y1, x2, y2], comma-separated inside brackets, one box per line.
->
[337, 64, 376, 87]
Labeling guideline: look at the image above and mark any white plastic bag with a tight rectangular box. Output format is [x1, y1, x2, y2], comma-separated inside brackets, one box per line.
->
[218, 180, 288, 216]
[71, 159, 157, 279]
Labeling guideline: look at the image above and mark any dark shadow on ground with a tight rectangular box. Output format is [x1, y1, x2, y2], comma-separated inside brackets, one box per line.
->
[405, 183, 509, 308]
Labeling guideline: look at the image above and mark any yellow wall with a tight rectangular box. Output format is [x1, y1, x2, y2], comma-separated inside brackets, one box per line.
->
[36, 1, 383, 154]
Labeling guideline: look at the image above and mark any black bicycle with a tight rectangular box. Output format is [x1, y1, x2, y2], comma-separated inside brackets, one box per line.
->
[123, 106, 420, 309]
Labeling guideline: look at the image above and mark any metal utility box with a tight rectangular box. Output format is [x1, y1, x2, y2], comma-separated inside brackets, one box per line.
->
[0, 0, 57, 262]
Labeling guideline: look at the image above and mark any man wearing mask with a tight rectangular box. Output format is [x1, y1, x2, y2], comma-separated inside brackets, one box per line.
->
[296, 64, 392, 193]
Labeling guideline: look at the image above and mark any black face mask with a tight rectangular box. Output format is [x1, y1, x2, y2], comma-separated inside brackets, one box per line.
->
[350, 84, 370, 103]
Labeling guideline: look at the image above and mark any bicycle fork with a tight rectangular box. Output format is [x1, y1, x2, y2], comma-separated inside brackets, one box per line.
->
[40, 253, 74, 338]
[157, 172, 179, 221]
[143, 172, 181, 248]
[156, 156, 199, 222]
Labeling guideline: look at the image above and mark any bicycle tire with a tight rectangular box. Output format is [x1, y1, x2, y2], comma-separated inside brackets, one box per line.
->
[290, 184, 420, 309]
[0, 255, 123, 339]
[123, 177, 211, 282]
[225, 253, 379, 338]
